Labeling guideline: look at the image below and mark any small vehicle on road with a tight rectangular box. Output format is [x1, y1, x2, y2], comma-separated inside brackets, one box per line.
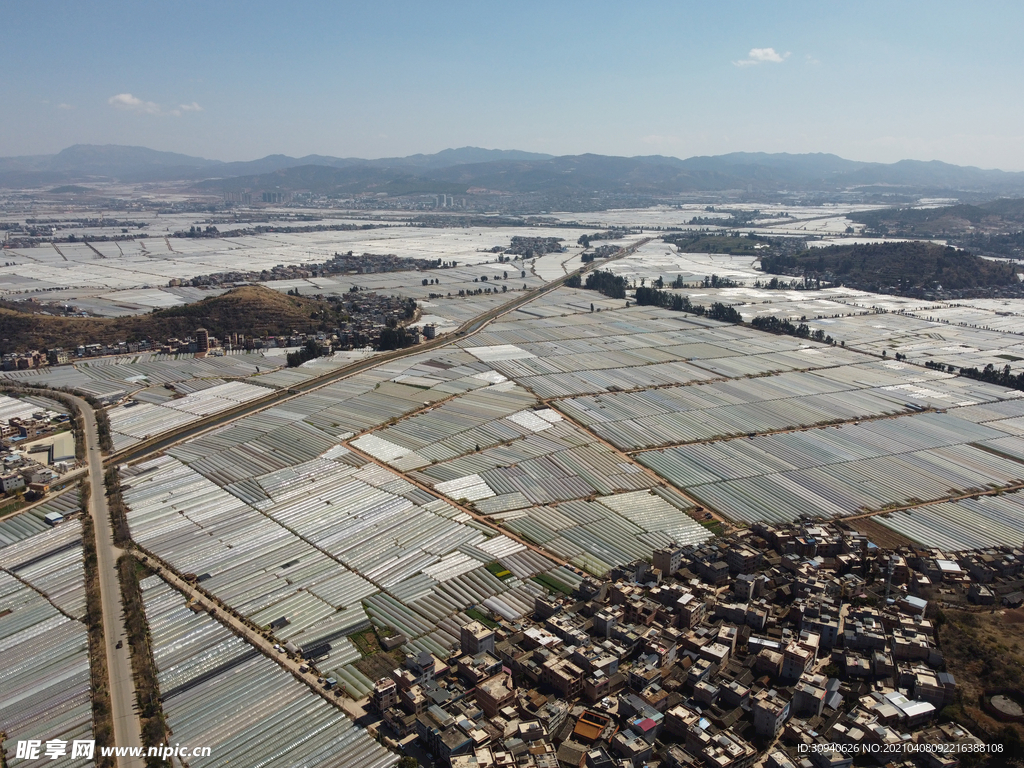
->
[115, 640, 123, 649]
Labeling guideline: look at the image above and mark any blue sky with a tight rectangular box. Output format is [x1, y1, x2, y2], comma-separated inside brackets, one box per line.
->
[4, 1, 1024, 169]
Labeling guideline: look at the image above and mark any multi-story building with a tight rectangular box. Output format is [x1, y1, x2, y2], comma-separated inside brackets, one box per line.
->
[461, 621, 496, 656]
[752, 690, 791, 738]
[475, 672, 515, 717]
[371, 677, 397, 713]
[792, 676, 828, 717]
[727, 545, 762, 574]
[653, 544, 686, 576]
[541, 658, 584, 700]
[394, 650, 447, 690]
[782, 632, 819, 680]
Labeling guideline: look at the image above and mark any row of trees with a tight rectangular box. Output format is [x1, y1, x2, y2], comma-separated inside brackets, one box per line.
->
[571, 270, 849, 345]
[118, 554, 170, 766]
[457, 286, 512, 296]
[928, 360, 1024, 394]
[632, 286, 743, 323]
[750, 315, 811, 337]
[753, 276, 816, 290]
[750, 315, 840, 345]
[80, 483, 115, 767]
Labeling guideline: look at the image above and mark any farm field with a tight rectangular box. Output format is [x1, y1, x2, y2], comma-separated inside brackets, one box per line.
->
[13, 207, 1024, 727]
[0, 509, 94, 765]
[113, 276, 1024, 676]
[0, 224, 592, 315]
[140, 576, 395, 767]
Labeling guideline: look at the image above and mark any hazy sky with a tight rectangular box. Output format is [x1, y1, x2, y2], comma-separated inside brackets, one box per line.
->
[4, 1, 1024, 169]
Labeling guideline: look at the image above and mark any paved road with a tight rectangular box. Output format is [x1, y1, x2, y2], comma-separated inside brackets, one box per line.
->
[110, 239, 653, 468]
[73, 395, 145, 768]
[0, 241, 653, 757]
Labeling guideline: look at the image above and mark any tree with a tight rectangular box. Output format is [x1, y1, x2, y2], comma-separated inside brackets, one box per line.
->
[583, 270, 627, 299]
[287, 339, 326, 367]
[379, 327, 412, 351]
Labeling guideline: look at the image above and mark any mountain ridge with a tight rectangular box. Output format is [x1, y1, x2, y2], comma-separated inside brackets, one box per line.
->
[3, 144, 1023, 195]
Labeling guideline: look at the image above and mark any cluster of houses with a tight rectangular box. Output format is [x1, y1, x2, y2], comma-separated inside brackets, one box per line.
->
[0, 410, 75, 498]
[355, 521, 1006, 768]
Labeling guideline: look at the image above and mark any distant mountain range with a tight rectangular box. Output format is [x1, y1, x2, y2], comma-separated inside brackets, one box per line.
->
[2, 144, 1024, 196]
[0, 145, 553, 186]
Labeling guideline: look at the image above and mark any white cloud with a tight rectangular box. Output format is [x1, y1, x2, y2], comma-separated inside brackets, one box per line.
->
[734, 47, 790, 67]
[57, 103, 74, 110]
[108, 94, 201, 117]
[108, 93, 161, 114]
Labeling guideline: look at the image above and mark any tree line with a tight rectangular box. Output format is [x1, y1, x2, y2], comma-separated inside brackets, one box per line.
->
[926, 360, 1024, 394]
[572, 270, 847, 344]
[633, 286, 743, 323]
[749, 315, 838, 345]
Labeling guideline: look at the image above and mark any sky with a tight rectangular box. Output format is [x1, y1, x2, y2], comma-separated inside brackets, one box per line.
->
[3, 1, 1024, 170]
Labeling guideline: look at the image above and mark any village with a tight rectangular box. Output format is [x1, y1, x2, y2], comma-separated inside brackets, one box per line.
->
[351, 521, 1013, 768]
[0, 394, 78, 503]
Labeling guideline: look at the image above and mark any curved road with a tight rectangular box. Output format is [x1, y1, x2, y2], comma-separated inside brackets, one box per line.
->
[2, 239, 652, 759]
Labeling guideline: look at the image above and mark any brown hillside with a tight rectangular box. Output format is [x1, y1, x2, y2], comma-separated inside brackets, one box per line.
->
[0, 285, 343, 354]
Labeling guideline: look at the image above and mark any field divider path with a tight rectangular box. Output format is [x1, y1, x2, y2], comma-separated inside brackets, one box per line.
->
[106, 239, 652, 469]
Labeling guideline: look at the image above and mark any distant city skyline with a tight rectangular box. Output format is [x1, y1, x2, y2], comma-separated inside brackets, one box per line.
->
[4, 0, 1024, 170]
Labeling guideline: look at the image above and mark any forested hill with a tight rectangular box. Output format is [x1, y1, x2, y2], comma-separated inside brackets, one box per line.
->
[849, 198, 1024, 235]
[759, 241, 1021, 295]
[847, 199, 1024, 259]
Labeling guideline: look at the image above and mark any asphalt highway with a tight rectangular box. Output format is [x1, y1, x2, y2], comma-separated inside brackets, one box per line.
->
[2, 240, 652, 757]
[110, 240, 651, 468]
[75, 394, 145, 768]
